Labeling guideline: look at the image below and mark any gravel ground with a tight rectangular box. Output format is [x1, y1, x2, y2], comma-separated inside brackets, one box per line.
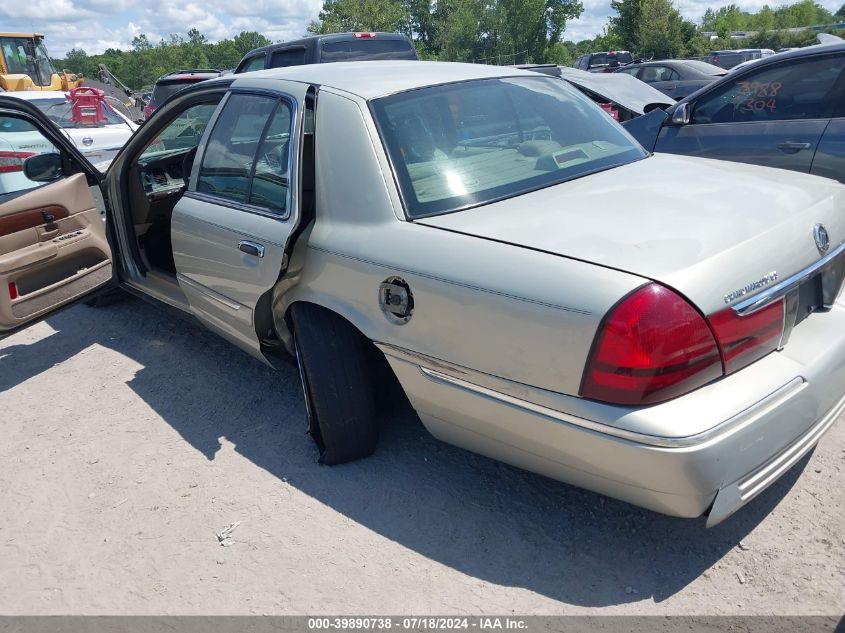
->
[0, 297, 843, 615]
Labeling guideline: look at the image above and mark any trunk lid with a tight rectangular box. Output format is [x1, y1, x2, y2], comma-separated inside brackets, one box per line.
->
[418, 153, 845, 315]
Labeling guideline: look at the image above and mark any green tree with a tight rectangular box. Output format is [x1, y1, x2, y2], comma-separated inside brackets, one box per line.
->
[308, 0, 410, 34]
[231, 31, 272, 57]
[837, 3, 845, 18]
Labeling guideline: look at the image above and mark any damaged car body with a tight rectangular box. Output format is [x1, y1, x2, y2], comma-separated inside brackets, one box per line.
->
[1, 61, 844, 527]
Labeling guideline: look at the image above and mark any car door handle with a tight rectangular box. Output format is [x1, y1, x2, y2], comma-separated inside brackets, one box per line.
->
[777, 141, 811, 152]
[238, 240, 265, 258]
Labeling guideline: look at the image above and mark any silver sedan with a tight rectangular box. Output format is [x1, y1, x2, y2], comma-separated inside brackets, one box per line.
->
[1, 61, 844, 526]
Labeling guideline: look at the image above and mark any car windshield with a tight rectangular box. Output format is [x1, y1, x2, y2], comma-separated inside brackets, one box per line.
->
[319, 38, 416, 62]
[31, 98, 126, 128]
[372, 76, 647, 218]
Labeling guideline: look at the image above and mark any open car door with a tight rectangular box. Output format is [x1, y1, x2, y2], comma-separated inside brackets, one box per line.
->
[0, 96, 113, 339]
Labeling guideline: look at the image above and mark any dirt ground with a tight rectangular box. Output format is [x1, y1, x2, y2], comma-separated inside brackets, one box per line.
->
[0, 297, 843, 615]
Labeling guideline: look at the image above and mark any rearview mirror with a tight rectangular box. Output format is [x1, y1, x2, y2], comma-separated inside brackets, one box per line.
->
[671, 102, 690, 125]
[23, 153, 63, 183]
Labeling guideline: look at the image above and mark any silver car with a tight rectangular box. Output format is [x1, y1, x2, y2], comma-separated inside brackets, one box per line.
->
[1, 61, 844, 526]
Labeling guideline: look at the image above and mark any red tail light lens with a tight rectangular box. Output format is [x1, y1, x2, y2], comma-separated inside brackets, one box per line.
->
[707, 299, 784, 374]
[581, 284, 723, 405]
[0, 151, 36, 174]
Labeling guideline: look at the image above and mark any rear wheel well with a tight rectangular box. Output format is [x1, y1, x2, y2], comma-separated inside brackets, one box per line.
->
[285, 300, 410, 412]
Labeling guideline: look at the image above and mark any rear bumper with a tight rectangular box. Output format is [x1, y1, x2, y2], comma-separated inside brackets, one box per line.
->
[378, 302, 845, 524]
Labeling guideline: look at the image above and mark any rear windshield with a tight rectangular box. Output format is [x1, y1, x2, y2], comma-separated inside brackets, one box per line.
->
[152, 80, 203, 105]
[589, 52, 632, 68]
[319, 38, 417, 62]
[31, 98, 126, 128]
[372, 76, 647, 218]
[707, 52, 751, 68]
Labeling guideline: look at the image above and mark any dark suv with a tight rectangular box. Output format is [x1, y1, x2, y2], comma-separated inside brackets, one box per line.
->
[235, 32, 418, 74]
[573, 51, 633, 73]
[143, 69, 222, 119]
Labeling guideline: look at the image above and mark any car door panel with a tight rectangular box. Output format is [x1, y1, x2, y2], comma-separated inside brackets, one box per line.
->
[811, 118, 845, 183]
[0, 172, 111, 331]
[171, 81, 309, 360]
[656, 53, 843, 175]
[657, 119, 827, 172]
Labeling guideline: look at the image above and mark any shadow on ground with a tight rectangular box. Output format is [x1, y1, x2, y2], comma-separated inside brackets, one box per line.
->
[0, 298, 813, 607]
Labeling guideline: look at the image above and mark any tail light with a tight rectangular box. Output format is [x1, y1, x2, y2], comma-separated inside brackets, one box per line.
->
[353, 32, 376, 38]
[707, 299, 784, 374]
[581, 283, 786, 406]
[0, 151, 36, 174]
[581, 284, 722, 405]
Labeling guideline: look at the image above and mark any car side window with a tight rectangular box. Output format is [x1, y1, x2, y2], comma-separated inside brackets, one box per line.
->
[241, 55, 266, 72]
[269, 48, 307, 68]
[249, 102, 293, 214]
[197, 94, 277, 204]
[0, 115, 59, 197]
[641, 66, 678, 82]
[617, 68, 639, 77]
[197, 93, 293, 214]
[692, 56, 845, 125]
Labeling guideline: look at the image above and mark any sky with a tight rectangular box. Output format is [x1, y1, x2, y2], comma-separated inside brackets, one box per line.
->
[0, 0, 842, 58]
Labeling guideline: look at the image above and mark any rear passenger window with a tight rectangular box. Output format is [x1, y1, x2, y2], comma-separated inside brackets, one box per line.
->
[250, 102, 293, 213]
[269, 48, 307, 68]
[196, 93, 293, 214]
[197, 94, 277, 203]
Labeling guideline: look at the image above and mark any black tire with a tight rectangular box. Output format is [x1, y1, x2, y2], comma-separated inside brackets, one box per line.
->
[84, 287, 128, 307]
[291, 303, 378, 465]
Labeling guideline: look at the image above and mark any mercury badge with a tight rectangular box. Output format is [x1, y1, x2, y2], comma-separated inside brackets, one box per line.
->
[813, 223, 830, 255]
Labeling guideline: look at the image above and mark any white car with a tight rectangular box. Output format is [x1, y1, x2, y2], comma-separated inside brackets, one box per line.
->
[0, 90, 136, 193]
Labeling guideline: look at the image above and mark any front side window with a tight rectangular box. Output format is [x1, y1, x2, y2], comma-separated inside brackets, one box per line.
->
[197, 93, 292, 214]
[641, 66, 679, 83]
[692, 56, 845, 124]
[240, 55, 266, 73]
[373, 76, 647, 218]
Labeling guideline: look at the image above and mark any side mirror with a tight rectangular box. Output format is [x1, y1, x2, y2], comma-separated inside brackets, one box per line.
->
[671, 102, 691, 125]
[23, 152, 63, 182]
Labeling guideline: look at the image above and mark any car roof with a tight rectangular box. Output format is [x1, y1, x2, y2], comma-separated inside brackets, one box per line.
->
[231, 60, 542, 100]
[243, 31, 412, 58]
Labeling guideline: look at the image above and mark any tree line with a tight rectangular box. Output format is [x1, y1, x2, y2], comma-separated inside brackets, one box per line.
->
[56, 0, 845, 90]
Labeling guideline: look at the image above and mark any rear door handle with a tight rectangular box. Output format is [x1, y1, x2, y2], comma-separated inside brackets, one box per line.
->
[238, 240, 265, 258]
[777, 141, 811, 152]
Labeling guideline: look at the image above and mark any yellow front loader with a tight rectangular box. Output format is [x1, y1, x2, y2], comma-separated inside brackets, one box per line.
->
[0, 33, 83, 92]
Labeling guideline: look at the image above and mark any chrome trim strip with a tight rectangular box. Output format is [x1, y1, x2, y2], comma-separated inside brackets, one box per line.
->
[732, 240, 845, 315]
[176, 273, 242, 311]
[417, 364, 805, 449]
